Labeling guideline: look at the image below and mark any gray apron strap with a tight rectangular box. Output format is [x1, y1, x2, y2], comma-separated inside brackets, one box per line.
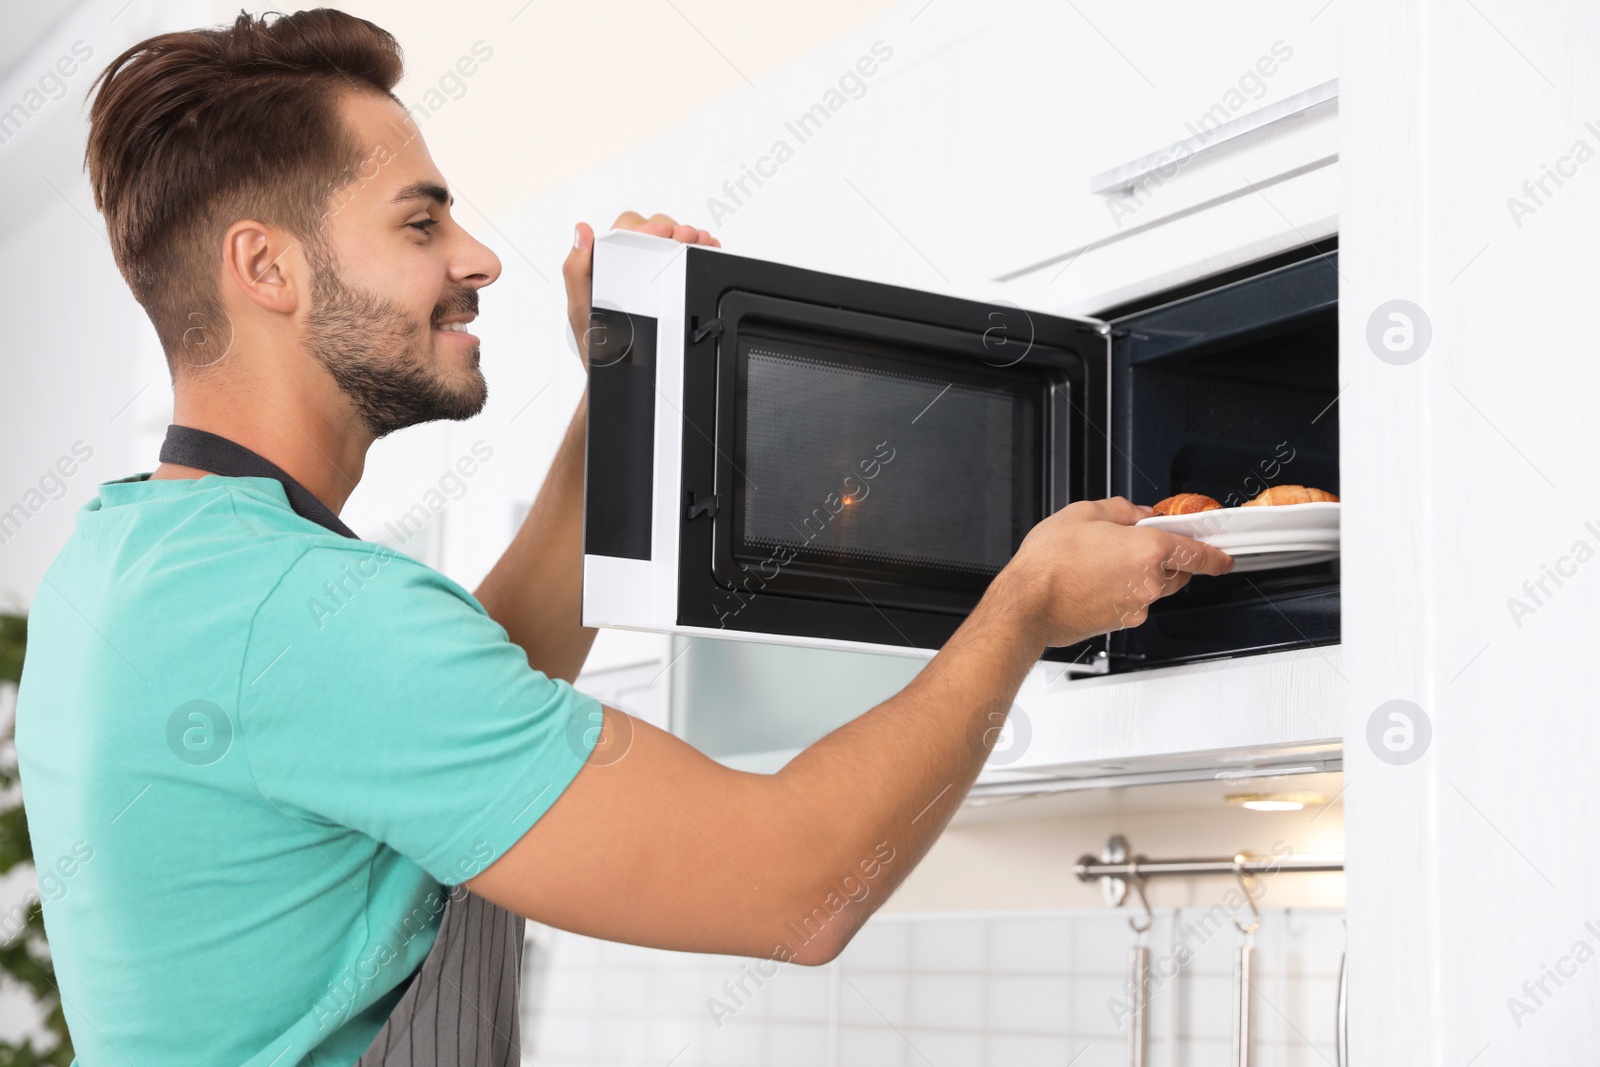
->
[356, 886, 527, 1066]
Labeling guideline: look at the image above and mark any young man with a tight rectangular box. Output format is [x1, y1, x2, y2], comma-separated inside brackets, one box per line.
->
[13, 9, 1230, 1066]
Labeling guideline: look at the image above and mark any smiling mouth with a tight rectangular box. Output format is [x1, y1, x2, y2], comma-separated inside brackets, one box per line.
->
[432, 319, 480, 349]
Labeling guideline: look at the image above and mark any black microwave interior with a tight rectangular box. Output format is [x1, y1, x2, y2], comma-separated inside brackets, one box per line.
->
[1098, 245, 1341, 671]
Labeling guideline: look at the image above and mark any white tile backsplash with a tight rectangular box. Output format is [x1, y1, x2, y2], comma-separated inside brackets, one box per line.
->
[838, 1024, 907, 1067]
[522, 907, 1346, 1066]
[764, 1021, 830, 1067]
[1072, 912, 1135, 977]
[988, 915, 1072, 974]
[985, 1032, 1074, 1067]
[907, 1027, 986, 1066]
[765, 967, 833, 1021]
[1175, 973, 1235, 1041]
[839, 971, 908, 1027]
[908, 918, 989, 972]
[908, 973, 986, 1028]
[1071, 972, 1126, 1040]
[985, 975, 1071, 1034]
[839, 916, 909, 970]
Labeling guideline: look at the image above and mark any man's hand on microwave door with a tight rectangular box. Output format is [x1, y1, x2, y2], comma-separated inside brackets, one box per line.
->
[995, 496, 1235, 647]
[564, 211, 720, 371]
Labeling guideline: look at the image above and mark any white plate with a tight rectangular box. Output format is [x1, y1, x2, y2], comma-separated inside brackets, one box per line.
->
[1223, 540, 1340, 555]
[1136, 501, 1340, 572]
[1219, 549, 1341, 573]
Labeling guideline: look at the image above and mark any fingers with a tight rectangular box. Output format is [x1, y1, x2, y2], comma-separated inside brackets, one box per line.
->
[1096, 496, 1150, 526]
[609, 211, 721, 246]
[562, 223, 597, 367]
[1154, 532, 1234, 577]
[563, 222, 594, 282]
[1159, 569, 1194, 596]
[1062, 496, 1147, 526]
[606, 211, 674, 238]
[562, 224, 594, 311]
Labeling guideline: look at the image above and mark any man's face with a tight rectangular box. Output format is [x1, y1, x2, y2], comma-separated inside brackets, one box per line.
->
[303, 91, 502, 439]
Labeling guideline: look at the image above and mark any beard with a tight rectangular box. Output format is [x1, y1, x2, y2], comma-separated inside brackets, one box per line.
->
[301, 248, 487, 439]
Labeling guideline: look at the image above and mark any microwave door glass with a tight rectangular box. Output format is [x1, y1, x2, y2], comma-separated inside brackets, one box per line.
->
[733, 335, 1039, 602]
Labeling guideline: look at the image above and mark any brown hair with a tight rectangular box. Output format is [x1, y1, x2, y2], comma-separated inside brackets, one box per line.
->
[85, 9, 404, 366]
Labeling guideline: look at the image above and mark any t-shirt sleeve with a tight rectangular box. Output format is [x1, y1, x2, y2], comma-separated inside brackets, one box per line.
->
[237, 543, 602, 885]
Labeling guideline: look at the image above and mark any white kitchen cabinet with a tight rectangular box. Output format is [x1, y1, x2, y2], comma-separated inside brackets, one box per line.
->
[667, 638, 1341, 792]
[548, 0, 1343, 300]
[987, 648, 1342, 784]
[1032, 155, 1338, 317]
[1339, 0, 1600, 1061]
[818, 0, 1341, 300]
[668, 637, 921, 768]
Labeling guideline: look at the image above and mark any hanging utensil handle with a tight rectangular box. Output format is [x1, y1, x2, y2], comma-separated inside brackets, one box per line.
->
[1336, 937, 1349, 1067]
[1229, 857, 1261, 1067]
[1127, 940, 1149, 1067]
[1232, 938, 1254, 1067]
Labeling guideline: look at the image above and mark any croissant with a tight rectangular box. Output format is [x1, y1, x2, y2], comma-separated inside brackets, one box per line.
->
[1152, 493, 1223, 516]
[1243, 485, 1339, 506]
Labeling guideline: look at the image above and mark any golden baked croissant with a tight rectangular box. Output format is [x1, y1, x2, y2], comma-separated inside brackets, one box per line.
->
[1152, 493, 1223, 516]
[1243, 485, 1339, 506]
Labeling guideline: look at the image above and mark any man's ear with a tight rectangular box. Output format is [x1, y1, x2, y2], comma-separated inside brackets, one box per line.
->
[223, 220, 304, 316]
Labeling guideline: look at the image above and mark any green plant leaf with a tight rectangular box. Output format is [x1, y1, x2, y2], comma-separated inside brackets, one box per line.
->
[0, 612, 72, 1061]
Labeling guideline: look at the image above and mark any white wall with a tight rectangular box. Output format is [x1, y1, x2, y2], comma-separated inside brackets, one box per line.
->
[0, 0, 211, 610]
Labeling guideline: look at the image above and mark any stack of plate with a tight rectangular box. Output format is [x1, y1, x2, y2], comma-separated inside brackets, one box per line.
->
[1135, 501, 1340, 573]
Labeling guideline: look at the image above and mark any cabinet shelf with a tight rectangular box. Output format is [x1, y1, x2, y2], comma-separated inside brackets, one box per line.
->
[668, 640, 1342, 795]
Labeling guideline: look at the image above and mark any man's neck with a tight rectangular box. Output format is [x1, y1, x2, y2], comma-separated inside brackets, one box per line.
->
[150, 394, 370, 514]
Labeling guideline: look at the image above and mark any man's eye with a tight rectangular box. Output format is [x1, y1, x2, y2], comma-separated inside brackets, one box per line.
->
[408, 218, 438, 234]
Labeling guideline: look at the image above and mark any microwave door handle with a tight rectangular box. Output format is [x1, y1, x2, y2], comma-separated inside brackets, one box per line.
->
[1089, 79, 1338, 196]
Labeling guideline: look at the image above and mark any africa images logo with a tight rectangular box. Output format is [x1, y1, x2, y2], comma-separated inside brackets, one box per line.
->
[165, 700, 235, 767]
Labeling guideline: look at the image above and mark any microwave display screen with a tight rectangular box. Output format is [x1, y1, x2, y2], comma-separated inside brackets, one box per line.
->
[733, 333, 1042, 589]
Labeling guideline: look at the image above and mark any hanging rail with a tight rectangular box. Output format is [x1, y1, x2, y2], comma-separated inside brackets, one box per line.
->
[1075, 835, 1343, 907]
[1079, 836, 1347, 1067]
[1075, 855, 1346, 879]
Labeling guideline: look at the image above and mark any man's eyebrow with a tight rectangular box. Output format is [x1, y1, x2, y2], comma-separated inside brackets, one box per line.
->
[391, 181, 453, 208]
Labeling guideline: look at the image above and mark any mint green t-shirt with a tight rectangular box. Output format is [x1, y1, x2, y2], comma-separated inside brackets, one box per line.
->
[14, 474, 600, 1065]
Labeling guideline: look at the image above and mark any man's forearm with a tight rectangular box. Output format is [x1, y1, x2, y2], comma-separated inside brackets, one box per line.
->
[768, 571, 1046, 952]
[473, 393, 597, 683]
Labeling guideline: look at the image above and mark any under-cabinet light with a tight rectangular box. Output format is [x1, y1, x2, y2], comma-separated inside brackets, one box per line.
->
[1227, 793, 1326, 812]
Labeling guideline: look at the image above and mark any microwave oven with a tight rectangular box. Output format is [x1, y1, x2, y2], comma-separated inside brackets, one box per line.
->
[581, 230, 1339, 677]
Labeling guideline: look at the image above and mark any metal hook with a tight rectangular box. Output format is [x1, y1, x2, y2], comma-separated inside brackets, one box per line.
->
[1127, 857, 1153, 935]
[1232, 855, 1262, 935]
